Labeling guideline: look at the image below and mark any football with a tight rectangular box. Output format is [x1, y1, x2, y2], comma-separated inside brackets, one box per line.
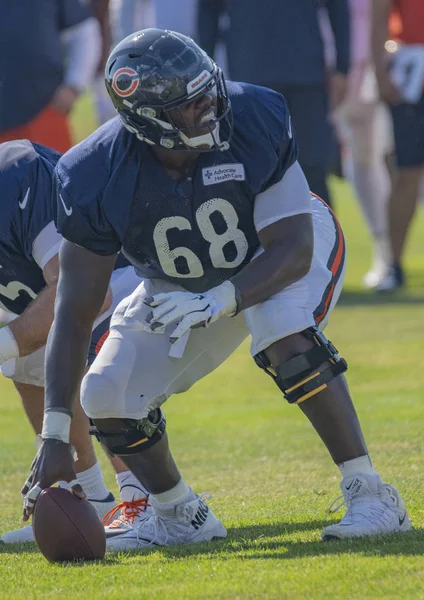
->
[33, 487, 106, 562]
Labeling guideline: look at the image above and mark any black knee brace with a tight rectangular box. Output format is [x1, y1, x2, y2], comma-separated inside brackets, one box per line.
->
[254, 327, 347, 404]
[89, 408, 166, 455]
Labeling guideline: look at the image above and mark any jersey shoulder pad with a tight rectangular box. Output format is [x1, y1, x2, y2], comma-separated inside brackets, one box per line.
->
[54, 118, 136, 255]
[228, 82, 298, 191]
[55, 117, 125, 205]
[229, 82, 290, 148]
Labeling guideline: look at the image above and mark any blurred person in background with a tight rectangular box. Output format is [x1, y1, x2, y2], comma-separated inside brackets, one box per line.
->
[0, 0, 101, 153]
[155, 0, 197, 37]
[200, 0, 351, 208]
[87, 0, 116, 124]
[321, 0, 393, 288]
[372, 0, 424, 291]
[111, 0, 155, 42]
[196, 0, 229, 72]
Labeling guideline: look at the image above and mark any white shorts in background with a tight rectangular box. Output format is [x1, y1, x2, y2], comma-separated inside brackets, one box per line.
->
[82, 198, 346, 421]
[0, 266, 141, 387]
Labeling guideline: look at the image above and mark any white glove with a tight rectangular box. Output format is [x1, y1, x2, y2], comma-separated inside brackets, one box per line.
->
[144, 281, 240, 344]
[0, 326, 19, 365]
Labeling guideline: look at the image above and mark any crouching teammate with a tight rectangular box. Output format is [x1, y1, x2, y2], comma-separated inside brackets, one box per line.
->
[23, 30, 411, 550]
[0, 140, 148, 543]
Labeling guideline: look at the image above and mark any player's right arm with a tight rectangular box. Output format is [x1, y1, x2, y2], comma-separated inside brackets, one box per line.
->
[22, 243, 116, 519]
[44, 241, 116, 418]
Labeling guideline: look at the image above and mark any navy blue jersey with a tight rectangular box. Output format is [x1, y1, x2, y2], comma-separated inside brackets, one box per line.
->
[55, 83, 298, 292]
[0, 141, 61, 314]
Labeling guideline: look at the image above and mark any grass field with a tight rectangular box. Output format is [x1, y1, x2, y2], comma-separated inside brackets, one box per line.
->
[0, 99, 423, 599]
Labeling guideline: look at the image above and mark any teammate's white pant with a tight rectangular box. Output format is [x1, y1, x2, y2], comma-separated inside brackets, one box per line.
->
[335, 98, 392, 239]
[82, 198, 346, 421]
[0, 266, 141, 387]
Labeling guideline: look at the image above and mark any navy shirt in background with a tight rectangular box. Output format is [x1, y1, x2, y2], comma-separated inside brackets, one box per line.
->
[0, 0, 92, 131]
[199, 0, 350, 86]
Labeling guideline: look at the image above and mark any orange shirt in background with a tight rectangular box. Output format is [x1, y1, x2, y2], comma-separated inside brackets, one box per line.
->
[390, 0, 424, 44]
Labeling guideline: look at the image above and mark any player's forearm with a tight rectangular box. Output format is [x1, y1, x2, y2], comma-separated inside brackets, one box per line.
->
[371, 0, 392, 78]
[8, 284, 57, 357]
[44, 309, 94, 416]
[43, 241, 116, 418]
[231, 240, 313, 312]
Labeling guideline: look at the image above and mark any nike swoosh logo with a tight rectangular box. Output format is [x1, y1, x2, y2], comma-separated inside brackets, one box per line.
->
[19, 187, 31, 210]
[105, 530, 132, 539]
[399, 512, 407, 526]
[59, 194, 73, 216]
[345, 481, 354, 491]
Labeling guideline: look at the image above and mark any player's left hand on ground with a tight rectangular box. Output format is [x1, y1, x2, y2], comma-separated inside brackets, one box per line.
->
[144, 281, 240, 344]
[21, 438, 85, 521]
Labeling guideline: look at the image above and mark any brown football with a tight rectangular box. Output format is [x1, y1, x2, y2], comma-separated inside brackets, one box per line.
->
[33, 487, 106, 562]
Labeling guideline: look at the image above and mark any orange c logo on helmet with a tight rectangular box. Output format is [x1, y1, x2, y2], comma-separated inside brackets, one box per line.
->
[112, 67, 140, 97]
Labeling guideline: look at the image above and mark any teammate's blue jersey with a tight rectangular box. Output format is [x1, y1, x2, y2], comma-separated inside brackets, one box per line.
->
[0, 140, 60, 314]
[55, 83, 298, 292]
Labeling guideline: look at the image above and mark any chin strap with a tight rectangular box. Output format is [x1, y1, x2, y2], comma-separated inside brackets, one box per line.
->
[178, 122, 223, 151]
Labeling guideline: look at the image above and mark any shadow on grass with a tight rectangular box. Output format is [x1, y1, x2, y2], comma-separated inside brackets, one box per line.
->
[0, 541, 40, 555]
[338, 289, 424, 307]
[2, 521, 423, 564]
[0, 541, 122, 566]
[156, 521, 424, 561]
[224, 523, 424, 560]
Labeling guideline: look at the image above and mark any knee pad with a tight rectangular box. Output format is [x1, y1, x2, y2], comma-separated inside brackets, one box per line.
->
[89, 408, 166, 456]
[254, 327, 347, 404]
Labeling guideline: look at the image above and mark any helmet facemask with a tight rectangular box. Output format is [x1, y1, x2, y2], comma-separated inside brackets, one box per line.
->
[120, 66, 232, 152]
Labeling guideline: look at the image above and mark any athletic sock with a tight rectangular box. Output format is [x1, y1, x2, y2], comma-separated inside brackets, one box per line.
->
[338, 454, 378, 478]
[76, 462, 110, 500]
[150, 478, 193, 507]
[116, 470, 148, 502]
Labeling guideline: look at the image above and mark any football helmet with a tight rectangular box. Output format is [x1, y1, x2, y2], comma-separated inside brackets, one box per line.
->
[105, 29, 232, 152]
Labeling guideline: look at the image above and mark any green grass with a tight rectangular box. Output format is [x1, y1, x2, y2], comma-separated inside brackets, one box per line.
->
[0, 103, 423, 599]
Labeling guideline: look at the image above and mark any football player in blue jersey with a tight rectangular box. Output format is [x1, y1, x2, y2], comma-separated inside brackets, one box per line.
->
[0, 140, 150, 544]
[22, 30, 411, 550]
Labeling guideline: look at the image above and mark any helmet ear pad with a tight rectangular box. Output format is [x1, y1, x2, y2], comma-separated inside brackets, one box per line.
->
[104, 28, 233, 152]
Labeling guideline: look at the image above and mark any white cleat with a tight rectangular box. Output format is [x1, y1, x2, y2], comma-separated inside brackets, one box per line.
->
[375, 272, 400, 292]
[0, 492, 117, 544]
[106, 492, 227, 552]
[0, 524, 34, 544]
[375, 264, 404, 292]
[103, 496, 152, 536]
[321, 473, 412, 541]
[362, 237, 391, 290]
[362, 267, 389, 290]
